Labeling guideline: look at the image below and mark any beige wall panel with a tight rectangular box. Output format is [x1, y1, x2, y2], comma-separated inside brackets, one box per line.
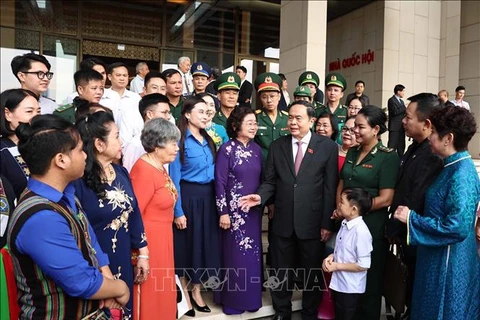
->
[399, 32, 415, 73]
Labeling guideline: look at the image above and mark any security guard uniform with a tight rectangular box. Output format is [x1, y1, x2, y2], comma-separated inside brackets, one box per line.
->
[53, 103, 76, 124]
[212, 72, 241, 128]
[253, 72, 289, 164]
[341, 141, 400, 320]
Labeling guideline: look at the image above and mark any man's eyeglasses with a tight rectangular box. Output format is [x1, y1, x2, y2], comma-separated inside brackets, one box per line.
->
[341, 126, 355, 134]
[22, 71, 54, 80]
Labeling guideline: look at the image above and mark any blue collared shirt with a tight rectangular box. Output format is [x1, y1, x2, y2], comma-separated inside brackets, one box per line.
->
[170, 130, 215, 217]
[15, 178, 109, 299]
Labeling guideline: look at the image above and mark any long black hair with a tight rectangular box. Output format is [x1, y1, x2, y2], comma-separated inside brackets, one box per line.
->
[75, 111, 115, 198]
[178, 96, 216, 164]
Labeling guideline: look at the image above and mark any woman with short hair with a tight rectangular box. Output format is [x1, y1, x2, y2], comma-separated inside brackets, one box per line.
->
[315, 112, 339, 142]
[130, 118, 181, 319]
[215, 106, 263, 315]
[394, 105, 479, 320]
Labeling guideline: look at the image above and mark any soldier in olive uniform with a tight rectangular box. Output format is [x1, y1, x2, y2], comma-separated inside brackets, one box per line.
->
[212, 72, 241, 128]
[292, 85, 312, 104]
[254, 72, 289, 164]
[337, 105, 399, 320]
[316, 73, 348, 144]
[162, 68, 184, 124]
[54, 69, 104, 123]
[298, 71, 324, 109]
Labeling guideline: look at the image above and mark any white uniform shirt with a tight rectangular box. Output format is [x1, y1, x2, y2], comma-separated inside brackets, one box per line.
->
[329, 216, 373, 294]
[39, 96, 58, 115]
[449, 99, 470, 111]
[110, 88, 142, 148]
[100, 89, 122, 121]
[130, 75, 144, 94]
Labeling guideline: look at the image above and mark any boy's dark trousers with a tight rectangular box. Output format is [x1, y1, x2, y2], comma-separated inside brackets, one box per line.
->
[332, 290, 361, 320]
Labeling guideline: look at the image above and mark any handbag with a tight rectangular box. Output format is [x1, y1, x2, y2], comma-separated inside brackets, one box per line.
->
[317, 271, 335, 320]
[383, 244, 408, 314]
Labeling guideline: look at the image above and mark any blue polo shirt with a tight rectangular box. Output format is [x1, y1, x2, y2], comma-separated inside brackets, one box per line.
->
[15, 178, 109, 299]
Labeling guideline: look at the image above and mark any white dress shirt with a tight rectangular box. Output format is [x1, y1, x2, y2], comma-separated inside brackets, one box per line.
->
[329, 216, 373, 294]
[291, 131, 312, 162]
[129, 74, 144, 94]
[179, 69, 193, 95]
[39, 96, 58, 115]
[450, 99, 470, 111]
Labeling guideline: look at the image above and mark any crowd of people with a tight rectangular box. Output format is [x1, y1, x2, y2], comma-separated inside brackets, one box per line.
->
[0, 52, 479, 320]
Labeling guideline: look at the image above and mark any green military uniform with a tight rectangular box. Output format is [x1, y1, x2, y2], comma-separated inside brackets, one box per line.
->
[253, 72, 289, 164]
[169, 99, 184, 125]
[212, 109, 229, 128]
[212, 72, 241, 128]
[255, 109, 289, 163]
[341, 141, 400, 320]
[298, 71, 324, 106]
[53, 103, 75, 124]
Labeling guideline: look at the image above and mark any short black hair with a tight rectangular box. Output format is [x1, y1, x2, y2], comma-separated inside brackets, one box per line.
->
[236, 65, 247, 74]
[355, 80, 365, 87]
[162, 68, 182, 79]
[74, 69, 103, 89]
[16, 114, 80, 176]
[315, 112, 339, 142]
[429, 105, 477, 151]
[407, 93, 442, 121]
[394, 84, 405, 95]
[11, 53, 51, 82]
[210, 67, 221, 80]
[139, 93, 170, 119]
[358, 105, 388, 136]
[80, 57, 107, 71]
[144, 71, 166, 87]
[342, 187, 373, 216]
[455, 85, 465, 92]
[1, 89, 39, 136]
[226, 106, 255, 139]
[107, 62, 128, 74]
[278, 73, 286, 81]
[289, 100, 315, 119]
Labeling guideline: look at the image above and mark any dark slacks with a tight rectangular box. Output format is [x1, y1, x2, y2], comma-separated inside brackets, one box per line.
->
[332, 290, 361, 320]
[269, 232, 324, 320]
[388, 129, 406, 157]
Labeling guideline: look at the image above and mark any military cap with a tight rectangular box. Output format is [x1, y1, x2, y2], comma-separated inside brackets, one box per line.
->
[293, 85, 312, 97]
[190, 61, 211, 78]
[254, 72, 282, 93]
[214, 72, 241, 91]
[298, 71, 320, 87]
[325, 72, 347, 91]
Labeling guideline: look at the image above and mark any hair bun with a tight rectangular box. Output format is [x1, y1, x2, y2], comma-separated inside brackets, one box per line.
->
[73, 97, 89, 110]
[15, 122, 34, 143]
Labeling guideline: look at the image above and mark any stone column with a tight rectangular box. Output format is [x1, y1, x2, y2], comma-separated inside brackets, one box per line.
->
[279, 0, 327, 97]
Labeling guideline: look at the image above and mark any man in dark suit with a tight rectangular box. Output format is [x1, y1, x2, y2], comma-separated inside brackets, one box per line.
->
[386, 93, 443, 319]
[388, 84, 407, 156]
[236, 65, 253, 108]
[240, 101, 338, 320]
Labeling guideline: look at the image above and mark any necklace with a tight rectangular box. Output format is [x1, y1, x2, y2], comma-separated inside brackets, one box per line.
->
[148, 153, 165, 172]
[339, 145, 348, 154]
[443, 155, 471, 168]
[102, 164, 115, 183]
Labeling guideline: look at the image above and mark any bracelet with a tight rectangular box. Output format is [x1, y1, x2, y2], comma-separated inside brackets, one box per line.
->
[137, 255, 149, 260]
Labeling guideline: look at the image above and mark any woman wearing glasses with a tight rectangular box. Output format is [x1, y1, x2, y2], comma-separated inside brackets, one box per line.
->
[315, 112, 339, 142]
[338, 116, 358, 173]
[198, 92, 229, 150]
[215, 106, 263, 315]
[347, 97, 364, 117]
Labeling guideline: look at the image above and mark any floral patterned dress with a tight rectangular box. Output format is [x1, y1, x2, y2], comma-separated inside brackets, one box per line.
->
[206, 122, 229, 150]
[214, 139, 262, 312]
[73, 164, 147, 319]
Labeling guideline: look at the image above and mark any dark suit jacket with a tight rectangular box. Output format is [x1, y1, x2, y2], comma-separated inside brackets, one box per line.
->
[386, 138, 443, 240]
[257, 133, 338, 240]
[387, 95, 406, 131]
[238, 80, 253, 107]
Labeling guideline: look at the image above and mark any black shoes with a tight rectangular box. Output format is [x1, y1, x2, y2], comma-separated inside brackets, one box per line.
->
[272, 314, 291, 320]
[184, 308, 195, 317]
[188, 291, 211, 313]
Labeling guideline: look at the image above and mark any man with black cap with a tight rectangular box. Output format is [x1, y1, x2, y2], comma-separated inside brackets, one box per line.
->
[212, 72, 241, 128]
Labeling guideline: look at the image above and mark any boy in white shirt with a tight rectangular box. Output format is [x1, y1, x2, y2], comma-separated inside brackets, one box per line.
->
[323, 187, 373, 320]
